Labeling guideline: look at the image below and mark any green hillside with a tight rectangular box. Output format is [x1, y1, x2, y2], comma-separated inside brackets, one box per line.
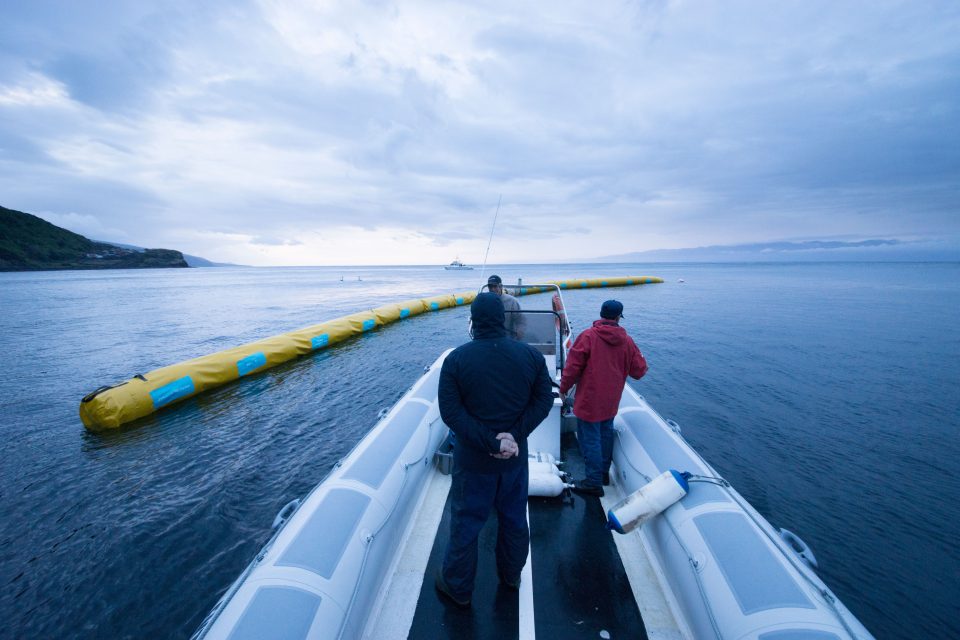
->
[0, 205, 189, 271]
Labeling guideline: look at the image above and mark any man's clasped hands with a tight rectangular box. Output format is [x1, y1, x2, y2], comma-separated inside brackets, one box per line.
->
[491, 432, 519, 459]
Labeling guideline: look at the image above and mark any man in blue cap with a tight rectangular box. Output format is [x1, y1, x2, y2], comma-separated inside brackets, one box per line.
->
[435, 292, 554, 607]
[560, 299, 648, 497]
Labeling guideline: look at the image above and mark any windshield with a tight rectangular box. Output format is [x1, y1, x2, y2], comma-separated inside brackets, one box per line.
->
[474, 282, 571, 371]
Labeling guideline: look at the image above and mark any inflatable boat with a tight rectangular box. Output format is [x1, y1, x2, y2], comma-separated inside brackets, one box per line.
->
[193, 284, 874, 640]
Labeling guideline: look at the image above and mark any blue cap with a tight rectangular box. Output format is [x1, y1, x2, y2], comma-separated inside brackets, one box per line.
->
[600, 300, 624, 319]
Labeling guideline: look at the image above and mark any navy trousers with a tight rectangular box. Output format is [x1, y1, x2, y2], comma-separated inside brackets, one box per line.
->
[577, 417, 615, 487]
[441, 463, 529, 600]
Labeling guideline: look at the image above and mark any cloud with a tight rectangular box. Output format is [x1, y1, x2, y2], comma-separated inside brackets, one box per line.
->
[0, 73, 69, 107]
[748, 239, 904, 252]
[416, 229, 484, 246]
[249, 235, 303, 247]
[0, 0, 958, 264]
[598, 237, 960, 262]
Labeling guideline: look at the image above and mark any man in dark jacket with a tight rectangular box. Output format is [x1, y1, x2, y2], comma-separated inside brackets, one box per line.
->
[559, 300, 648, 497]
[436, 292, 554, 607]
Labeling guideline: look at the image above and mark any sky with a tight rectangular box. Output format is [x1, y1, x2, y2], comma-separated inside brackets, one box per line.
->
[1, 0, 958, 265]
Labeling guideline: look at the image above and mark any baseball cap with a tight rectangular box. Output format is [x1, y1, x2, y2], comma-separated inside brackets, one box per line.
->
[487, 275, 503, 285]
[600, 300, 624, 319]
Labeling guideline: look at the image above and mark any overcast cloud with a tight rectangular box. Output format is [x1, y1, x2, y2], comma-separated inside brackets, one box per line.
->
[1, 0, 958, 265]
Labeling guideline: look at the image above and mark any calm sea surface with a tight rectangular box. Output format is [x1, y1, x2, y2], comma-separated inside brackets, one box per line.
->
[0, 262, 957, 639]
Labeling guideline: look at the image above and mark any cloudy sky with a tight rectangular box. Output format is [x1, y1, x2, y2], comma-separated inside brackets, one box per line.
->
[1, 1, 957, 265]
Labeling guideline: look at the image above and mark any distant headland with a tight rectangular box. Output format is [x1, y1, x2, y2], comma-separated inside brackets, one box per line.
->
[1, 205, 189, 271]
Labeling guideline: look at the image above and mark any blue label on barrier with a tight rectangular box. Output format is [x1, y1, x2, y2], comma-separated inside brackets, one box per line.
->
[237, 352, 267, 377]
[560, 282, 567, 288]
[400, 308, 410, 318]
[430, 302, 439, 311]
[311, 334, 329, 349]
[581, 282, 588, 287]
[627, 279, 633, 285]
[362, 318, 375, 331]
[456, 297, 464, 305]
[150, 376, 195, 409]
[520, 288, 526, 295]
[601, 281, 608, 286]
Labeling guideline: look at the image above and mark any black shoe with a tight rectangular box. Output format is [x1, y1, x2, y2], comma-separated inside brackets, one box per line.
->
[435, 571, 471, 608]
[571, 480, 604, 497]
[602, 472, 610, 486]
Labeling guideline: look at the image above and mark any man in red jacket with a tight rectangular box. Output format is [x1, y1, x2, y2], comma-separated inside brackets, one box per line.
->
[559, 300, 648, 497]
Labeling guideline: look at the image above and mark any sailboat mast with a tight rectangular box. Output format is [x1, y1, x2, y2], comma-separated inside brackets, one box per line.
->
[478, 194, 501, 283]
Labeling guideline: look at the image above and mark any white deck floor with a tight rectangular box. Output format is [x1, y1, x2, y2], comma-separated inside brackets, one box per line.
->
[362, 470, 452, 640]
[363, 463, 685, 640]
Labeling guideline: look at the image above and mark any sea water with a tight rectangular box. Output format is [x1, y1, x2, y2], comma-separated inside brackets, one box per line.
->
[0, 262, 957, 639]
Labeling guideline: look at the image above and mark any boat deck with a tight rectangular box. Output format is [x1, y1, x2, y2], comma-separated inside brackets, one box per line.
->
[372, 432, 676, 640]
[526, 433, 647, 640]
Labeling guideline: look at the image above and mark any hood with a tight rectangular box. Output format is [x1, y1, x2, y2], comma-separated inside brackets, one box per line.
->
[592, 319, 626, 346]
[471, 292, 506, 339]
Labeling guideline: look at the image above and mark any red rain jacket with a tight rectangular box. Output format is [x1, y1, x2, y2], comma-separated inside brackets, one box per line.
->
[559, 319, 648, 422]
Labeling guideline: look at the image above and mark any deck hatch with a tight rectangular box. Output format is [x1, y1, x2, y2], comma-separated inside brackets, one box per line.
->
[227, 586, 320, 640]
[694, 512, 815, 615]
[342, 402, 429, 489]
[277, 489, 370, 578]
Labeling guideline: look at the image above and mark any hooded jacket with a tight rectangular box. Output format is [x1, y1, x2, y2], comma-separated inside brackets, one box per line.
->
[439, 293, 554, 473]
[559, 319, 648, 422]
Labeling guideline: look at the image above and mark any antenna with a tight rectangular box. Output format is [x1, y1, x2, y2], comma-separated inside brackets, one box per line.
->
[478, 194, 501, 283]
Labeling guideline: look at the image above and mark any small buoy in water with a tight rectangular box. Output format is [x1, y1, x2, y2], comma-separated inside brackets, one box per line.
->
[678, 278, 685, 283]
[607, 470, 690, 534]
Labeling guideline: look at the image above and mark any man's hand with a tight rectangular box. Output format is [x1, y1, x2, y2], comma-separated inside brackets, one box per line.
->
[491, 432, 518, 459]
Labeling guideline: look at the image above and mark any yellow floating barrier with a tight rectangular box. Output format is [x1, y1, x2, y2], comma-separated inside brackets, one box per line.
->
[80, 276, 662, 430]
